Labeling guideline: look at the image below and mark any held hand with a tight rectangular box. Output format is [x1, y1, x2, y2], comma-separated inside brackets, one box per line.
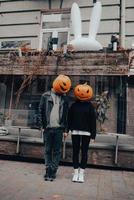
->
[39, 127, 44, 131]
[63, 132, 68, 139]
[90, 139, 95, 143]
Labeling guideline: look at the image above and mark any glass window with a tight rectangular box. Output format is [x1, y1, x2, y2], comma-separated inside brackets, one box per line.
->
[0, 75, 128, 135]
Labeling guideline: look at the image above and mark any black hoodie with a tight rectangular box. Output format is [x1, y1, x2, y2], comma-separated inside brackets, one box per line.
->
[67, 100, 96, 139]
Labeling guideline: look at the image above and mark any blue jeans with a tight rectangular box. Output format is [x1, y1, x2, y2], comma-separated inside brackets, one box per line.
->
[43, 128, 63, 171]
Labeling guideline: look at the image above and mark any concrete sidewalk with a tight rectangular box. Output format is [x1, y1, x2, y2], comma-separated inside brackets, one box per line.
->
[0, 160, 134, 200]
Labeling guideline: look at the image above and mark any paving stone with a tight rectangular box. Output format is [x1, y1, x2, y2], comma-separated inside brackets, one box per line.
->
[0, 160, 134, 200]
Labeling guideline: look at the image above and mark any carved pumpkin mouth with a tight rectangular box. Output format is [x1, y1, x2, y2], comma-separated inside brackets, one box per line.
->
[60, 85, 67, 91]
[78, 96, 89, 100]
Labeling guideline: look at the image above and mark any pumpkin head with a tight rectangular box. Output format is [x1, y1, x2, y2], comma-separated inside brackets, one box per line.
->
[52, 74, 71, 94]
[74, 83, 93, 101]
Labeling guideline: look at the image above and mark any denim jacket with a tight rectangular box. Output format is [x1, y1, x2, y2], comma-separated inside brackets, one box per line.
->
[38, 91, 69, 131]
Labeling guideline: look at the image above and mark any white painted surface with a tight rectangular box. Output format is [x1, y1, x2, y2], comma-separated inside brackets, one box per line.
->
[0, 0, 133, 49]
[126, 8, 134, 21]
[81, 6, 120, 20]
[0, 24, 40, 37]
[0, 12, 40, 24]
[42, 14, 61, 22]
[0, 1, 48, 12]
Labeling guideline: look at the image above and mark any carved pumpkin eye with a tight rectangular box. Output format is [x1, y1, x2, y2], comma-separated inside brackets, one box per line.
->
[77, 88, 80, 92]
[87, 89, 89, 93]
[63, 82, 66, 86]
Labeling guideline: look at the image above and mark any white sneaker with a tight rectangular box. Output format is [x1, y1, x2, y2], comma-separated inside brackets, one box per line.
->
[78, 168, 84, 183]
[72, 169, 79, 182]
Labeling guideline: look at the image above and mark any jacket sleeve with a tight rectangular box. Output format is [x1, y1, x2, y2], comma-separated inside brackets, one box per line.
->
[62, 96, 71, 133]
[38, 94, 47, 129]
[66, 105, 73, 133]
[89, 104, 96, 139]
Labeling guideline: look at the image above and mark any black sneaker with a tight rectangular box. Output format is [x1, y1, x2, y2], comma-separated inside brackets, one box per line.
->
[44, 167, 51, 181]
[50, 168, 57, 181]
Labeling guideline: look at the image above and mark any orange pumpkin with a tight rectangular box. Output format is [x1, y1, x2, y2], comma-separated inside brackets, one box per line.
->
[74, 83, 93, 101]
[53, 74, 71, 94]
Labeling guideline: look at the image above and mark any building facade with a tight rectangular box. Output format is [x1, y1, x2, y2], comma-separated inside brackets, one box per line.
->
[0, 0, 134, 50]
[0, 0, 134, 136]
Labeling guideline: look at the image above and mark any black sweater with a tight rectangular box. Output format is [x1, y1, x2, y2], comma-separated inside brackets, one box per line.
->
[67, 101, 96, 139]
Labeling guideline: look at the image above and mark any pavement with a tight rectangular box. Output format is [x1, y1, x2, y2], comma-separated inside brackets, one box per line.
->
[0, 160, 134, 200]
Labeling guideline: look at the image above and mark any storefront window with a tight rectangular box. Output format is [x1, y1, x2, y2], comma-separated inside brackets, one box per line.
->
[0, 75, 127, 135]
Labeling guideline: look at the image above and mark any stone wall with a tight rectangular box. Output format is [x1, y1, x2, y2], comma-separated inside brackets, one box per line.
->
[0, 139, 133, 169]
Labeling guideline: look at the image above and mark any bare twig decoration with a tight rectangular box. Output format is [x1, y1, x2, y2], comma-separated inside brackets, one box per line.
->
[15, 75, 33, 108]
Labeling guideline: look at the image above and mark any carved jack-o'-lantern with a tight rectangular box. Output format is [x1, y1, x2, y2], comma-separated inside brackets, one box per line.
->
[53, 74, 71, 94]
[74, 83, 93, 101]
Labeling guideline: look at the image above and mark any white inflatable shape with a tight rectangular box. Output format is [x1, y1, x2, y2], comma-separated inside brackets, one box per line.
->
[69, 2, 102, 51]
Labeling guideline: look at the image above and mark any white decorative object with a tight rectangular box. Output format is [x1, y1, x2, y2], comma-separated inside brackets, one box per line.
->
[131, 42, 134, 49]
[69, 1, 102, 51]
[0, 126, 8, 136]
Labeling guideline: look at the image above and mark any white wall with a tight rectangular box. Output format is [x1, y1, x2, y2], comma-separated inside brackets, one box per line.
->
[0, 0, 134, 49]
[0, 11, 40, 25]
[0, 1, 48, 12]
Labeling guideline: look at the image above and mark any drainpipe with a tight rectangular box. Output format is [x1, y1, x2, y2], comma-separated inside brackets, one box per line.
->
[60, 0, 63, 9]
[120, 0, 126, 48]
[48, 0, 51, 9]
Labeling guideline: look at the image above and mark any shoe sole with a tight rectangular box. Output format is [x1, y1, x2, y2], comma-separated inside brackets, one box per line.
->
[44, 178, 49, 181]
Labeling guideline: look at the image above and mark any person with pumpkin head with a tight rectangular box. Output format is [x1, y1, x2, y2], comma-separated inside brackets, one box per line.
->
[67, 83, 96, 183]
[38, 74, 71, 181]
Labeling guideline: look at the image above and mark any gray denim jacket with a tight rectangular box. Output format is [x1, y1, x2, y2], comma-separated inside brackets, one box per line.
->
[38, 91, 69, 131]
